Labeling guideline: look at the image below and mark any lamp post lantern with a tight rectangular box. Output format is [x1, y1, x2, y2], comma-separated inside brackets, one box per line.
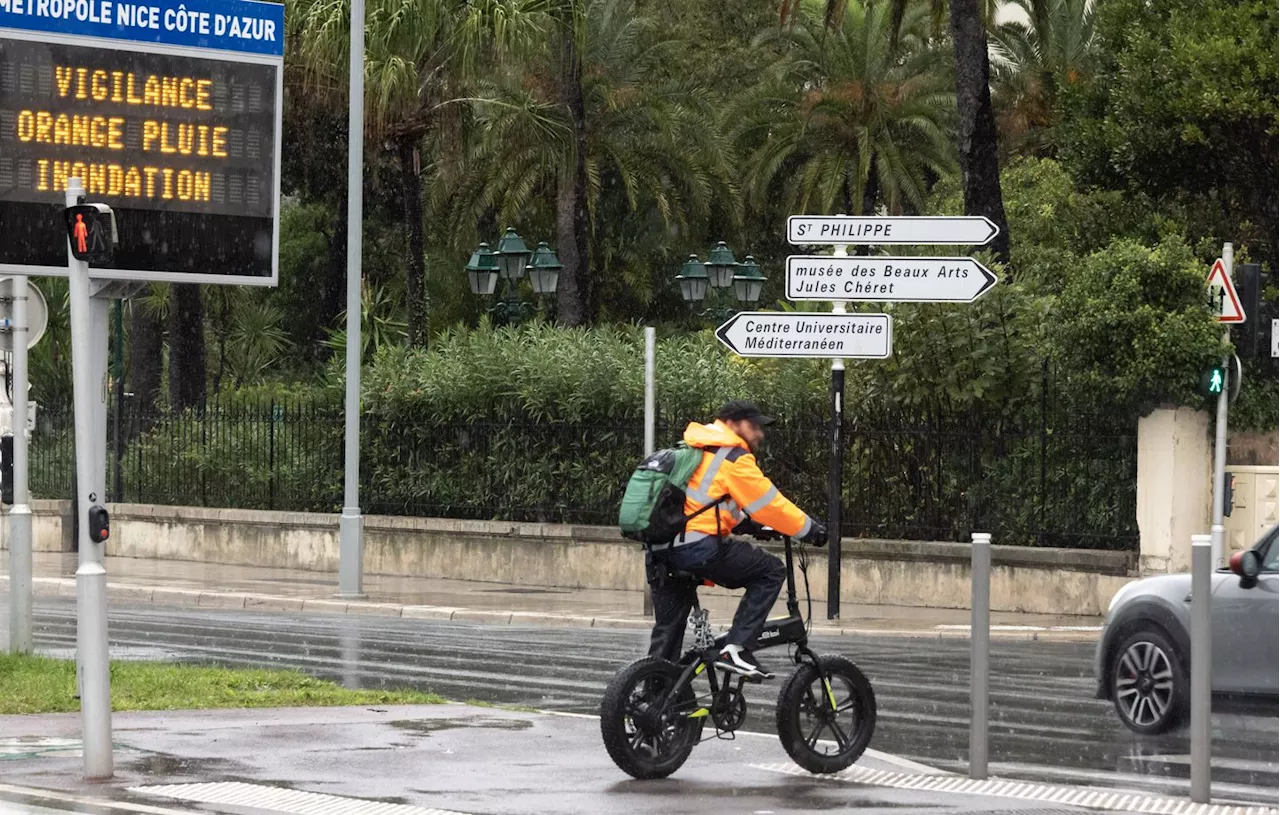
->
[465, 229, 559, 324]
[676, 242, 768, 323]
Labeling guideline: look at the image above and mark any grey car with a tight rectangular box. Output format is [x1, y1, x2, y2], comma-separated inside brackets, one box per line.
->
[1094, 524, 1279, 734]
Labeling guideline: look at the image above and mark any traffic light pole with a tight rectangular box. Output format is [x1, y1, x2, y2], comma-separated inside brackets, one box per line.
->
[1209, 243, 1232, 570]
[66, 177, 113, 780]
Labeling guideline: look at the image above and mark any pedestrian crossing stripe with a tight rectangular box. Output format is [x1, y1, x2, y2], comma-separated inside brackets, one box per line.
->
[752, 763, 1279, 815]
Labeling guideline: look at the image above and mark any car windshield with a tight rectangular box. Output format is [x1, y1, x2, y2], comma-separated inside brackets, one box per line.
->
[1263, 529, 1279, 572]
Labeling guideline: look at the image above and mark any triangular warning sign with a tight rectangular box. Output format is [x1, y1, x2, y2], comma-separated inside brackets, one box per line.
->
[1206, 258, 1246, 323]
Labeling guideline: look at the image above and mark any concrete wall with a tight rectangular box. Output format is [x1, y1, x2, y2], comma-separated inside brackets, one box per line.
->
[13, 501, 1135, 617]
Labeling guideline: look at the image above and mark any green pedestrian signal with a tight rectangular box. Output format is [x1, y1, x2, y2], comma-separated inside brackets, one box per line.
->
[1200, 365, 1226, 396]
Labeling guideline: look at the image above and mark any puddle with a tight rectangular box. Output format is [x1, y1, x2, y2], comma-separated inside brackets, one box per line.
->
[388, 716, 534, 736]
[125, 754, 246, 776]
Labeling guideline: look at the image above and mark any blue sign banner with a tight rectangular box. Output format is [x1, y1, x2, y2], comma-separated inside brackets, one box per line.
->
[0, 0, 284, 57]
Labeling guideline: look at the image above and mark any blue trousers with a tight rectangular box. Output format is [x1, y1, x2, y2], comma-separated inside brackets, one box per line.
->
[645, 536, 787, 662]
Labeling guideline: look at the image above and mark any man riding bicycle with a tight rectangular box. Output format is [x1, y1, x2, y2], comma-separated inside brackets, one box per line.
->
[645, 400, 827, 680]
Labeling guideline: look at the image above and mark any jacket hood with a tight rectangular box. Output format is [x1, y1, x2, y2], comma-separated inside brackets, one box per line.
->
[682, 420, 748, 451]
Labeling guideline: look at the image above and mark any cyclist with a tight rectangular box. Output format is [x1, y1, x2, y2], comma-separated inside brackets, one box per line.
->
[644, 400, 827, 679]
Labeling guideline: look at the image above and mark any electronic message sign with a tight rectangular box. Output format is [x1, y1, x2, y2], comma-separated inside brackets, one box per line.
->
[0, 0, 283, 285]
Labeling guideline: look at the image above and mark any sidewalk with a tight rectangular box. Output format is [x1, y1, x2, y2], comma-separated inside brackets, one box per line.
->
[0, 552, 1105, 641]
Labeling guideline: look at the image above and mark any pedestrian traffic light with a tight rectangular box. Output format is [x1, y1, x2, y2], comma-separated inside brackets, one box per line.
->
[1223, 472, 1235, 518]
[63, 203, 117, 264]
[1200, 364, 1226, 397]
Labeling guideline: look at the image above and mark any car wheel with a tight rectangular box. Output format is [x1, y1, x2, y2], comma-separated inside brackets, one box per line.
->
[1110, 627, 1187, 735]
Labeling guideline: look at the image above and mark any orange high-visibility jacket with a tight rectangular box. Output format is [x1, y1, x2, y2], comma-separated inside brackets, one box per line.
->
[679, 420, 814, 540]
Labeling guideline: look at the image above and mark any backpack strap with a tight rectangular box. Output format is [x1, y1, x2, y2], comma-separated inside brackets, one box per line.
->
[680, 444, 748, 544]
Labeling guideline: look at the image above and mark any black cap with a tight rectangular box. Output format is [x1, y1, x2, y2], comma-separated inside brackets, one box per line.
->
[716, 400, 775, 426]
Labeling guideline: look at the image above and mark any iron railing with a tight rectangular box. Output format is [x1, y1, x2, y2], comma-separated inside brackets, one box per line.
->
[29, 395, 1139, 550]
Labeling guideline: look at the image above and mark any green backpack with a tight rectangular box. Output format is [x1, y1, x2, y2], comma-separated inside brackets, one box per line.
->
[618, 443, 721, 544]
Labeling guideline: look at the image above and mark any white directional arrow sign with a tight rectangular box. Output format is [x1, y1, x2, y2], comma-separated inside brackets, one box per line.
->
[715, 312, 892, 359]
[787, 256, 999, 303]
[788, 216, 999, 246]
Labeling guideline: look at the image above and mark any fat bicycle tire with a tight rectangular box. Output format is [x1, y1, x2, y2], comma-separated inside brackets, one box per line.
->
[775, 653, 876, 774]
[599, 656, 703, 779]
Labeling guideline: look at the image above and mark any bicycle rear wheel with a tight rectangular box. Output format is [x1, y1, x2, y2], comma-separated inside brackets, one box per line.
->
[776, 654, 876, 774]
[600, 657, 702, 779]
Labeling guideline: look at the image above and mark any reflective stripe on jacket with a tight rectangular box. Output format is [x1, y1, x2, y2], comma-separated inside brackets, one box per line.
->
[680, 420, 813, 540]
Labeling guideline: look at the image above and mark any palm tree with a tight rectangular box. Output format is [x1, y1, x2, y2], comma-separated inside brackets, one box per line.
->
[989, 0, 1096, 156]
[445, 0, 735, 323]
[798, 0, 1015, 262]
[732, 0, 956, 219]
[288, 0, 545, 347]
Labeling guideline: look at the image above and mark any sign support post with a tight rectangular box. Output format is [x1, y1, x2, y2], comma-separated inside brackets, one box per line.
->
[8, 274, 31, 654]
[66, 177, 113, 781]
[827, 243, 848, 620]
[338, 0, 368, 599]
[1209, 244, 1233, 570]
[783, 214, 999, 612]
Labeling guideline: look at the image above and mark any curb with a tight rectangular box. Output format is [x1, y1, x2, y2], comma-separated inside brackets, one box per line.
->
[0, 575, 1102, 643]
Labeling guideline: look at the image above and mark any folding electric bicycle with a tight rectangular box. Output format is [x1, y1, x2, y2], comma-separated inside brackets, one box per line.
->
[599, 530, 877, 779]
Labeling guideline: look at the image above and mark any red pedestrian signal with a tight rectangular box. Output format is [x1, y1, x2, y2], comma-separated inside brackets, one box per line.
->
[63, 204, 116, 264]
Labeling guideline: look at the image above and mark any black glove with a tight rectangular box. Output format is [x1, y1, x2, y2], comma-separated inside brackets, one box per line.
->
[801, 520, 828, 547]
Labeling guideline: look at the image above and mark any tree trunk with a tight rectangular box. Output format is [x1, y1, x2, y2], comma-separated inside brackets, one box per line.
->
[398, 137, 428, 347]
[556, 24, 591, 326]
[129, 296, 163, 418]
[949, 0, 1011, 264]
[169, 284, 206, 410]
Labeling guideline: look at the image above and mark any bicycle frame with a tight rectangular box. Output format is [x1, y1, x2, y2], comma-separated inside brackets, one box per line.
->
[656, 535, 828, 722]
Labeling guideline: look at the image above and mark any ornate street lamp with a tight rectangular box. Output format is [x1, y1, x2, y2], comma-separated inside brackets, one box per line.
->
[464, 232, 559, 325]
[732, 255, 766, 304]
[527, 241, 563, 295]
[675, 254, 709, 303]
[496, 227, 531, 280]
[705, 240, 738, 289]
[465, 242, 498, 296]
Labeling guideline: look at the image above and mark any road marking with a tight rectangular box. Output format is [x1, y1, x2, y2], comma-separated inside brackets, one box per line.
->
[752, 762, 1280, 815]
[935, 624, 1103, 633]
[133, 782, 471, 815]
[535, 709, 947, 774]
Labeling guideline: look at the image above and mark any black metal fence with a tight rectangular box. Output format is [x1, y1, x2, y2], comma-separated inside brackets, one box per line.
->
[29, 393, 1140, 550]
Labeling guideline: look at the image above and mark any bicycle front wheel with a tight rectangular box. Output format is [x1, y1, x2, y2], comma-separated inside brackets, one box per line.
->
[599, 657, 702, 779]
[776, 654, 876, 774]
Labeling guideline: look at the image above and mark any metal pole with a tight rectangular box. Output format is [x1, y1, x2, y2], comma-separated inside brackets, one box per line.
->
[91, 296, 109, 513]
[338, 0, 367, 598]
[827, 243, 848, 620]
[8, 275, 31, 654]
[643, 326, 655, 616]
[1209, 243, 1232, 570]
[66, 177, 113, 780]
[1190, 532, 1212, 803]
[969, 531, 991, 780]
[112, 299, 123, 502]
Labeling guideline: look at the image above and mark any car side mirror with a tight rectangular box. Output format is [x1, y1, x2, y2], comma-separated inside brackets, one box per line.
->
[1229, 550, 1261, 587]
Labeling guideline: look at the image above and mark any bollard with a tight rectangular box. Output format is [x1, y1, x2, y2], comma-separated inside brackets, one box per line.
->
[1190, 533, 1212, 803]
[970, 531, 991, 780]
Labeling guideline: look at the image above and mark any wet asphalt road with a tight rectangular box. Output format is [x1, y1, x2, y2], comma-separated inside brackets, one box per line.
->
[9, 596, 1279, 803]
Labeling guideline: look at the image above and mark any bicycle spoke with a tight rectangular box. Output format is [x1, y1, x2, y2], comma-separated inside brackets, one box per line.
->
[829, 718, 851, 750]
[805, 718, 825, 749]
